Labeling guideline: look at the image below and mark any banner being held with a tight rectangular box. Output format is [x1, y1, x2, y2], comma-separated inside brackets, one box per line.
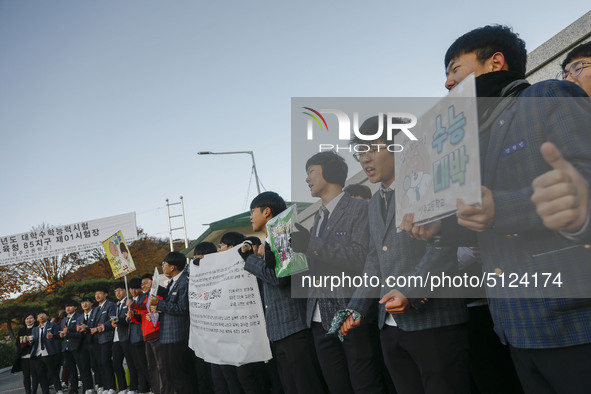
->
[0, 212, 137, 266]
[189, 244, 271, 366]
[102, 231, 136, 279]
[395, 74, 481, 227]
[148, 267, 160, 327]
[266, 204, 308, 277]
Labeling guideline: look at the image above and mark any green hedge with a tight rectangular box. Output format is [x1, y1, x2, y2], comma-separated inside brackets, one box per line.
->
[0, 341, 16, 368]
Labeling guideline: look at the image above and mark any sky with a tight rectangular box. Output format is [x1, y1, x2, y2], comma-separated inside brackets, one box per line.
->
[1, 1, 589, 243]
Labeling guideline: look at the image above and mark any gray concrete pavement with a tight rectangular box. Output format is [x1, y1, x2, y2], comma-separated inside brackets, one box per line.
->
[0, 367, 24, 393]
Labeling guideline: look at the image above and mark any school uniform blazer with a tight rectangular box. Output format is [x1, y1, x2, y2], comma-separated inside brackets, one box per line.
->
[348, 190, 468, 331]
[128, 304, 144, 345]
[60, 312, 82, 351]
[440, 80, 591, 349]
[306, 193, 373, 331]
[88, 300, 117, 344]
[80, 310, 93, 347]
[114, 297, 131, 342]
[30, 322, 61, 356]
[156, 272, 190, 345]
[244, 246, 309, 342]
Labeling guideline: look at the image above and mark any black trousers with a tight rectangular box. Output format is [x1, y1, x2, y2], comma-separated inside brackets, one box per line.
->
[237, 362, 273, 394]
[113, 340, 138, 391]
[145, 339, 166, 394]
[96, 341, 116, 390]
[510, 343, 591, 394]
[21, 357, 39, 394]
[467, 305, 523, 394]
[380, 323, 471, 394]
[32, 354, 62, 394]
[264, 359, 285, 394]
[63, 349, 81, 393]
[90, 340, 103, 388]
[130, 341, 151, 393]
[211, 364, 243, 394]
[312, 321, 386, 394]
[161, 340, 198, 394]
[271, 329, 326, 394]
[193, 354, 214, 394]
[78, 342, 95, 391]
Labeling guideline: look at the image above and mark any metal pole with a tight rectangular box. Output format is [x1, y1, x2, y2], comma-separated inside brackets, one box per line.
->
[124, 275, 129, 299]
[197, 150, 262, 194]
[248, 152, 262, 194]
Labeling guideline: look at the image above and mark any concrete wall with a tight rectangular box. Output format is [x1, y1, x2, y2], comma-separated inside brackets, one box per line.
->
[526, 11, 591, 83]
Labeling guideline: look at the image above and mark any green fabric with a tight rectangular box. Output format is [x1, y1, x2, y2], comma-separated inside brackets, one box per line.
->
[326, 309, 362, 342]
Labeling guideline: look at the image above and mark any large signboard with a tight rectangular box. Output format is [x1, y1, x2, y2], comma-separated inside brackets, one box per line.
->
[0, 212, 138, 266]
[188, 245, 272, 366]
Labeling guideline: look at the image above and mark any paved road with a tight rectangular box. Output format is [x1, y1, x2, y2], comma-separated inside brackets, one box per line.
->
[0, 367, 24, 394]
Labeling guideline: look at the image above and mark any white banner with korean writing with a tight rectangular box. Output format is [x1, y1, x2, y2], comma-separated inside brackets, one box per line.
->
[188, 244, 272, 366]
[0, 212, 138, 266]
[395, 74, 481, 227]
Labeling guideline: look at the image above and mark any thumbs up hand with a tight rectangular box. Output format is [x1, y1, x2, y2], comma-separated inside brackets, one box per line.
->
[531, 142, 589, 232]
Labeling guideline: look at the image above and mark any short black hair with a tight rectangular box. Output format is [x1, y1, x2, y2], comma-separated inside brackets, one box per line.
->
[163, 251, 187, 271]
[95, 286, 109, 294]
[562, 42, 591, 70]
[141, 273, 153, 281]
[64, 300, 79, 308]
[220, 232, 245, 248]
[37, 310, 49, 317]
[81, 297, 93, 303]
[245, 236, 262, 247]
[305, 151, 348, 187]
[194, 242, 217, 256]
[250, 191, 287, 218]
[350, 114, 405, 146]
[444, 25, 526, 76]
[129, 277, 142, 289]
[344, 183, 372, 200]
[22, 313, 36, 325]
[114, 282, 126, 290]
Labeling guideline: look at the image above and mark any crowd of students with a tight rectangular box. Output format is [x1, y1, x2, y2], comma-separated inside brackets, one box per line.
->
[11, 27, 591, 394]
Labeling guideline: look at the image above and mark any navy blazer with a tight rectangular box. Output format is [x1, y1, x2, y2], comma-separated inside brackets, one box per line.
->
[440, 80, 591, 349]
[60, 313, 82, 351]
[79, 310, 94, 347]
[128, 296, 144, 344]
[305, 193, 373, 331]
[87, 300, 117, 344]
[156, 272, 190, 345]
[30, 322, 61, 357]
[113, 297, 131, 342]
[244, 244, 309, 342]
[348, 189, 468, 331]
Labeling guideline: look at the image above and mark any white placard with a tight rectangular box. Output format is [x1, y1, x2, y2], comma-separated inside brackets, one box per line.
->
[189, 244, 272, 366]
[395, 74, 481, 226]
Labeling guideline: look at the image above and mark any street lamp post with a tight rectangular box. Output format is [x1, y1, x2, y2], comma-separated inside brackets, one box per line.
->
[197, 150, 262, 194]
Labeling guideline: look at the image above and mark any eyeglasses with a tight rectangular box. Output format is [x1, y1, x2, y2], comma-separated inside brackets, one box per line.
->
[353, 145, 387, 162]
[556, 60, 591, 80]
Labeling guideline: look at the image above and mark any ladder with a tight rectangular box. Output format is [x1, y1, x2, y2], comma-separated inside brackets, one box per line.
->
[166, 196, 189, 251]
